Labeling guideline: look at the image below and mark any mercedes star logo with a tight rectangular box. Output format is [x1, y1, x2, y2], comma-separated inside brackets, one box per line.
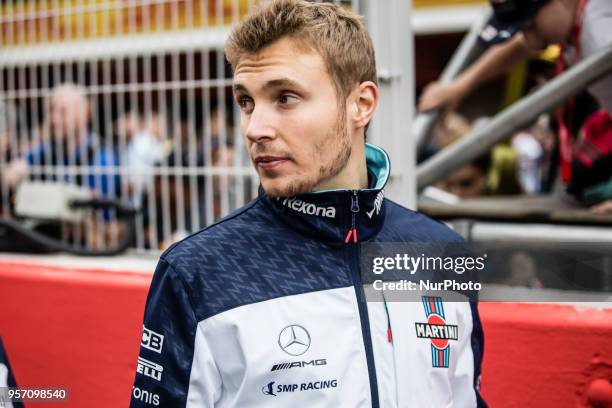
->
[278, 325, 311, 356]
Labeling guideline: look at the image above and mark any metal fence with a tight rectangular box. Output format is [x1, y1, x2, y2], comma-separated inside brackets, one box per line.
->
[0, 0, 414, 253]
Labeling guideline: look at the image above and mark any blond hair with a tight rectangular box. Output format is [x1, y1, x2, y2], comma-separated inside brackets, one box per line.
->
[225, 0, 377, 101]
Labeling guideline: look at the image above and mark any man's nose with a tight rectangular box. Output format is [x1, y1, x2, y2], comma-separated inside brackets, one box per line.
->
[245, 105, 276, 143]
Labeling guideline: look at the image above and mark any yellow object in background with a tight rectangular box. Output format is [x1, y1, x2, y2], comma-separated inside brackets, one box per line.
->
[535, 44, 562, 63]
[413, 0, 486, 8]
[487, 144, 522, 195]
[0, 0, 255, 46]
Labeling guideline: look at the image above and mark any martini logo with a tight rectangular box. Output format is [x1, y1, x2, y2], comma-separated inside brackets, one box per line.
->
[280, 198, 336, 219]
[415, 296, 458, 368]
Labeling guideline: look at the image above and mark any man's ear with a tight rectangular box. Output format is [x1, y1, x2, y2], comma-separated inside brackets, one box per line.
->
[351, 81, 378, 129]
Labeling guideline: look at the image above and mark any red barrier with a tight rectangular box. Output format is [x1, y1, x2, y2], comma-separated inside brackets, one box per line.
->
[0, 259, 611, 407]
[479, 302, 612, 408]
[0, 260, 152, 408]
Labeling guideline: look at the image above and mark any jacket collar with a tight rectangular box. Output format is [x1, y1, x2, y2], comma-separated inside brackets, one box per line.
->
[260, 143, 390, 244]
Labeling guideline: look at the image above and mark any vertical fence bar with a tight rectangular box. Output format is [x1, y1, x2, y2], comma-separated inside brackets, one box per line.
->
[26, 1, 40, 187]
[362, 0, 415, 208]
[127, 1, 146, 251]
[156, 4, 172, 247]
[143, 2, 160, 251]
[203, 0, 215, 227]
[171, 0, 186, 236]
[0, 67, 8, 216]
[216, 0, 228, 220]
[185, 0, 201, 234]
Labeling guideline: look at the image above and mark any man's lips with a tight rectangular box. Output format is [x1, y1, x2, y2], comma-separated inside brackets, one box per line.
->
[253, 155, 290, 171]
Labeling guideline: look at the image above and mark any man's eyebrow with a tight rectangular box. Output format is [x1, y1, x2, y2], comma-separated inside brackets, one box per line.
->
[262, 78, 303, 90]
[233, 78, 304, 94]
[233, 83, 248, 94]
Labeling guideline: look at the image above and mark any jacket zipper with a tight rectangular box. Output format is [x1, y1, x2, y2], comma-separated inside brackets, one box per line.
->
[347, 189, 380, 407]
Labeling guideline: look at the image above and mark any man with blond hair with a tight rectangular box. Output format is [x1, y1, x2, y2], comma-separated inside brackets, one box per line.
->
[131, 1, 486, 406]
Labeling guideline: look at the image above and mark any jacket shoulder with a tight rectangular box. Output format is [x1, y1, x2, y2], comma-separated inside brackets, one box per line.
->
[150, 197, 349, 321]
[162, 197, 264, 264]
[381, 199, 465, 243]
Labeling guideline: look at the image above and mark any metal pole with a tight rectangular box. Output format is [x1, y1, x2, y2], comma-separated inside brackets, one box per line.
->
[413, 9, 491, 152]
[458, 221, 612, 243]
[363, 0, 415, 208]
[417, 43, 612, 190]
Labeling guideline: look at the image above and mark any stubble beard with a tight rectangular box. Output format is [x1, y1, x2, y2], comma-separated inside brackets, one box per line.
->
[265, 109, 352, 198]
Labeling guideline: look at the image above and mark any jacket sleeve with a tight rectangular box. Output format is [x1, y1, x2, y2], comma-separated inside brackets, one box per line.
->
[130, 257, 222, 407]
[451, 300, 487, 408]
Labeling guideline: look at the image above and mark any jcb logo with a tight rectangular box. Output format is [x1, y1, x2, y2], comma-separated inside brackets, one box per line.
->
[141, 325, 164, 354]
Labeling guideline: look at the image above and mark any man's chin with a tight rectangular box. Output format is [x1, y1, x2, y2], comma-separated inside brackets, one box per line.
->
[261, 179, 314, 198]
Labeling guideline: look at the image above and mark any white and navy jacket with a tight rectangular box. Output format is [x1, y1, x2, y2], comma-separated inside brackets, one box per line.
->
[130, 144, 487, 407]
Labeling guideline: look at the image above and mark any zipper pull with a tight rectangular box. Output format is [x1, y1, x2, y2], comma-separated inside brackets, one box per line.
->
[345, 190, 359, 244]
[350, 190, 360, 213]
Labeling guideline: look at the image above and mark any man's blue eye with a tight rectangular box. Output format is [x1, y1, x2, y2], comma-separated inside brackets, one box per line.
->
[239, 97, 254, 111]
[279, 94, 298, 104]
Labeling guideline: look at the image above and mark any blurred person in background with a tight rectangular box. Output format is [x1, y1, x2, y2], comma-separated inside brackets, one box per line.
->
[572, 110, 612, 213]
[432, 113, 493, 198]
[418, 0, 612, 115]
[429, 111, 490, 199]
[154, 116, 206, 250]
[2, 83, 121, 248]
[118, 110, 168, 204]
[156, 106, 237, 250]
[512, 130, 543, 195]
[442, 155, 492, 199]
[3, 83, 120, 198]
[418, 111, 471, 162]
[419, 0, 612, 211]
[529, 113, 557, 192]
[432, 112, 522, 198]
[209, 107, 238, 219]
[116, 110, 169, 249]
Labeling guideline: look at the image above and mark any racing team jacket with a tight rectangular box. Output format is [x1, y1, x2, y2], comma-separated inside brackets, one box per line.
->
[130, 144, 487, 407]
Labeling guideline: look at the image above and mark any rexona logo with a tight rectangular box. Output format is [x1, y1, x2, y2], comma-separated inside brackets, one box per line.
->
[280, 198, 336, 219]
[132, 386, 160, 406]
[271, 359, 327, 372]
[415, 296, 459, 368]
[262, 379, 338, 397]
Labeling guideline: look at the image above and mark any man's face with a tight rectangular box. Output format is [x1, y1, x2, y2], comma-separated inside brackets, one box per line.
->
[530, 0, 574, 44]
[232, 37, 351, 197]
[48, 90, 89, 141]
[443, 164, 486, 199]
